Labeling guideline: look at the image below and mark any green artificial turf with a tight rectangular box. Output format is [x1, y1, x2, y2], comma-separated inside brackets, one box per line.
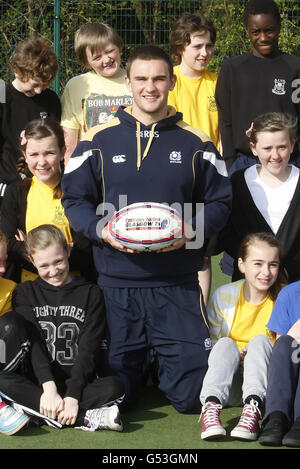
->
[0, 255, 292, 453]
[0, 384, 290, 452]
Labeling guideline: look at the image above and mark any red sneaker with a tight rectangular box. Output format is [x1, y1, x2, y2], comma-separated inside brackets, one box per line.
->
[231, 399, 261, 440]
[200, 401, 226, 440]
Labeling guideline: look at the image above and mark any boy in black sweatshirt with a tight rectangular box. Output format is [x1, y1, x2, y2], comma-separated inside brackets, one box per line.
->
[215, 0, 300, 276]
[0, 37, 61, 204]
[215, 0, 300, 175]
[0, 224, 124, 431]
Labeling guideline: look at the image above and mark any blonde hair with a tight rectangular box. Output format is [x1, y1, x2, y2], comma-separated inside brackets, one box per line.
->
[74, 22, 123, 68]
[248, 112, 298, 145]
[11, 37, 58, 84]
[26, 224, 68, 258]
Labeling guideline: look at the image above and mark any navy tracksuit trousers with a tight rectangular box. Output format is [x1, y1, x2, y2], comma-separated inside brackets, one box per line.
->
[264, 334, 300, 423]
[102, 282, 211, 413]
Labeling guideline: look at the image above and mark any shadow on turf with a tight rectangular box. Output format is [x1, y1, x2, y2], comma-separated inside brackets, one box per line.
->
[18, 424, 51, 437]
[23, 420, 146, 434]
[19, 385, 168, 436]
[123, 384, 169, 429]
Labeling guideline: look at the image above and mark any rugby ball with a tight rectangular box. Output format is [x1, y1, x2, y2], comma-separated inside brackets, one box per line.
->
[108, 202, 183, 252]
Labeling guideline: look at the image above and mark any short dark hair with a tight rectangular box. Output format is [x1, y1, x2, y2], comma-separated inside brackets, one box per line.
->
[170, 13, 216, 65]
[126, 45, 174, 79]
[243, 0, 281, 27]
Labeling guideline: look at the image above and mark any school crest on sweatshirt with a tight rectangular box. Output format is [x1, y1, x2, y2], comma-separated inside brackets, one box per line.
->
[207, 95, 218, 111]
[272, 79, 286, 95]
[53, 206, 67, 225]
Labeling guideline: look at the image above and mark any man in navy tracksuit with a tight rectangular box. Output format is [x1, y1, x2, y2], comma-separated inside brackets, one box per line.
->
[62, 46, 232, 413]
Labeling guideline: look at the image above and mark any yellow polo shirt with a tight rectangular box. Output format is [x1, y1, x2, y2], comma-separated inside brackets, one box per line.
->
[229, 285, 275, 350]
[168, 66, 219, 149]
[0, 278, 16, 316]
[25, 176, 72, 243]
[21, 177, 74, 282]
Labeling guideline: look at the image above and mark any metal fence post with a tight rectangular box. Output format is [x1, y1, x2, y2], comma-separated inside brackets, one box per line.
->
[53, 0, 60, 94]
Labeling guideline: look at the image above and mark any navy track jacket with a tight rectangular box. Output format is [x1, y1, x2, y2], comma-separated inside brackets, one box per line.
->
[62, 106, 232, 287]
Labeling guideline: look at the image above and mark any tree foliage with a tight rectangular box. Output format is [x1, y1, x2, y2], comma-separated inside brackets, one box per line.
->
[0, 0, 299, 93]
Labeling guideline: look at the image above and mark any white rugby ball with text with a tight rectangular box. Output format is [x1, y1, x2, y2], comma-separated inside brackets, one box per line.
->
[108, 202, 183, 251]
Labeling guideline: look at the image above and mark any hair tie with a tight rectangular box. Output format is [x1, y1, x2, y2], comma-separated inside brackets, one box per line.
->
[20, 129, 27, 146]
[245, 122, 254, 138]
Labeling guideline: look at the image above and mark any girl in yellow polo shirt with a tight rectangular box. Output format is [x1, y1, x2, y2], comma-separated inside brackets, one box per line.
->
[0, 118, 95, 283]
[199, 232, 285, 442]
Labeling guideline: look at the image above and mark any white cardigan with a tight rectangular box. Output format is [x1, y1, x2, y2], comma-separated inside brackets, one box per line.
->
[207, 279, 245, 345]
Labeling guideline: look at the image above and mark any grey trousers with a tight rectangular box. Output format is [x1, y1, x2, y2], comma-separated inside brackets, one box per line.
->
[200, 335, 273, 407]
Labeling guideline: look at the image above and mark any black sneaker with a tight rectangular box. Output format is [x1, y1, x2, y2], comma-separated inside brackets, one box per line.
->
[282, 419, 300, 447]
[258, 418, 288, 446]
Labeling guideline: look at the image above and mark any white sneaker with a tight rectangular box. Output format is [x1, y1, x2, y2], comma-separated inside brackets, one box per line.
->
[81, 404, 123, 432]
[0, 403, 30, 436]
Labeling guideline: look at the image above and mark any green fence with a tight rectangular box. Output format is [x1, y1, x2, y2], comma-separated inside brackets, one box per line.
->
[0, 0, 300, 94]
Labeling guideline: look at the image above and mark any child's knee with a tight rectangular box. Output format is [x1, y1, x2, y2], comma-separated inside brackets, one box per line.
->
[170, 395, 201, 414]
[273, 334, 295, 356]
[210, 337, 239, 361]
[217, 336, 237, 348]
[0, 312, 30, 370]
[0, 311, 26, 339]
[110, 375, 125, 400]
[248, 334, 272, 352]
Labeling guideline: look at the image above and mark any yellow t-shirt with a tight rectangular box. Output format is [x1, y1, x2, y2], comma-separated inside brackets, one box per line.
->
[25, 176, 72, 244]
[22, 177, 79, 283]
[0, 278, 16, 316]
[168, 66, 219, 149]
[229, 285, 275, 350]
[61, 70, 133, 139]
